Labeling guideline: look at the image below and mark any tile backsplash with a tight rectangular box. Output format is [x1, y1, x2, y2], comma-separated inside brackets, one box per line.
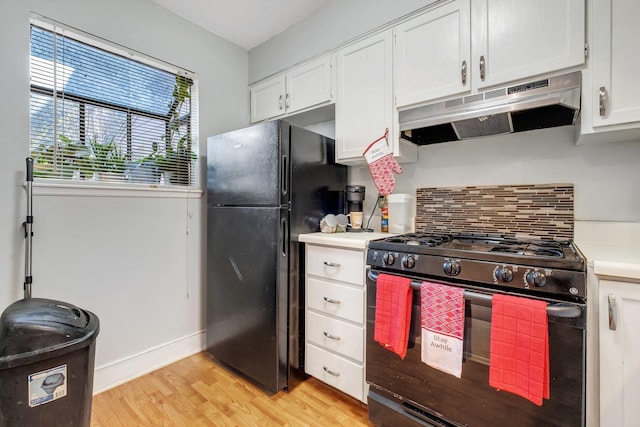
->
[415, 184, 574, 240]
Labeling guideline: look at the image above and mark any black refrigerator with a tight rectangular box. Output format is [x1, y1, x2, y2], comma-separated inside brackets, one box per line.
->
[205, 120, 347, 394]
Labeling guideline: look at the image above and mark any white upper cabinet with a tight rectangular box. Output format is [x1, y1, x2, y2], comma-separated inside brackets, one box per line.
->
[472, 0, 585, 91]
[395, 0, 586, 108]
[394, 0, 470, 108]
[336, 30, 416, 164]
[250, 54, 335, 123]
[590, 0, 640, 128]
[250, 75, 286, 123]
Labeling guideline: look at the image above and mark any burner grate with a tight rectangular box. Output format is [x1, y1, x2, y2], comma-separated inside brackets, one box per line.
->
[489, 245, 564, 258]
[385, 233, 453, 247]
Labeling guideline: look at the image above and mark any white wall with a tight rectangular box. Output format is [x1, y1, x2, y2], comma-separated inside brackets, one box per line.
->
[248, 0, 436, 83]
[350, 127, 640, 224]
[0, 0, 249, 392]
[249, 0, 640, 225]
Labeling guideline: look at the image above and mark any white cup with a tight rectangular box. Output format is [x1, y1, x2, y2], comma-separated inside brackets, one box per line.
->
[336, 214, 349, 232]
[320, 214, 337, 233]
[349, 211, 363, 229]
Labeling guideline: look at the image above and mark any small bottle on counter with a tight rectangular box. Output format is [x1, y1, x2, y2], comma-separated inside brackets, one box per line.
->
[380, 195, 389, 232]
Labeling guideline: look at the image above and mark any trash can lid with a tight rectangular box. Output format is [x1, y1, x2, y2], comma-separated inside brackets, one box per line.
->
[0, 298, 98, 359]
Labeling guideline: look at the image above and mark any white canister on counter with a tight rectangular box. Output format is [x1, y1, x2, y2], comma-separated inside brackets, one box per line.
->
[387, 193, 414, 233]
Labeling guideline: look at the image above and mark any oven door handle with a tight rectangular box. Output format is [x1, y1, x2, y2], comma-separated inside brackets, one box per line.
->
[367, 270, 583, 319]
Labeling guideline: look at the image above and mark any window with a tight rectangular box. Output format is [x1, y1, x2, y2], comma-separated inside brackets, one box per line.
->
[29, 16, 199, 189]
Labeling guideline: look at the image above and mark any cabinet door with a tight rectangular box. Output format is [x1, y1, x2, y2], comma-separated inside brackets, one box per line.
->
[472, 0, 585, 90]
[599, 280, 640, 427]
[286, 55, 334, 115]
[394, 0, 471, 108]
[592, 0, 640, 127]
[336, 30, 394, 163]
[250, 75, 286, 123]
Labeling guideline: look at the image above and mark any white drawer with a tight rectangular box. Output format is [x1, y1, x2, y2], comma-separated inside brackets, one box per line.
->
[307, 277, 364, 324]
[306, 245, 364, 286]
[307, 311, 364, 362]
[305, 343, 364, 402]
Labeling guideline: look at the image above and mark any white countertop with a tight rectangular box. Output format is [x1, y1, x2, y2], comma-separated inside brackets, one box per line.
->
[298, 231, 392, 250]
[574, 221, 640, 280]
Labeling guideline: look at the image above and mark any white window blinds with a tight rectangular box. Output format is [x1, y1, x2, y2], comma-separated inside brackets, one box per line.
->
[29, 16, 199, 188]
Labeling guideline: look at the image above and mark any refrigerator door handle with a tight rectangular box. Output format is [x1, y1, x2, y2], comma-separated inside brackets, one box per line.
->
[281, 217, 288, 257]
[281, 154, 288, 197]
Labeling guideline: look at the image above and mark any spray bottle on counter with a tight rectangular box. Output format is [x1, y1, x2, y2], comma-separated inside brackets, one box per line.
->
[380, 195, 389, 232]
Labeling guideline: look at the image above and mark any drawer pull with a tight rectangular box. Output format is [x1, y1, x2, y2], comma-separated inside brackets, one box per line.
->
[323, 296, 341, 304]
[323, 331, 341, 341]
[323, 366, 341, 377]
[323, 261, 341, 268]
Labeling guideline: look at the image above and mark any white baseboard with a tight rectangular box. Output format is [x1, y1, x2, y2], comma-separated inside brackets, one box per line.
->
[93, 330, 206, 394]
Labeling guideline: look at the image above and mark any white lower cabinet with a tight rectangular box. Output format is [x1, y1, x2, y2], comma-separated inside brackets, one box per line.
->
[599, 279, 640, 427]
[304, 244, 367, 402]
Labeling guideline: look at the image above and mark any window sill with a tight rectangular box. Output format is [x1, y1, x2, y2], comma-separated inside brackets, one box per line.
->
[32, 180, 203, 199]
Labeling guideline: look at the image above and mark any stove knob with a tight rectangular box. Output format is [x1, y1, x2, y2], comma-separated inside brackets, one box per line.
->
[383, 253, 395, 266]
[495, 267, 514, 283]
[443, 259, 461, 276]
[402, 256, 415, 269]
[526, 270, 547, 287]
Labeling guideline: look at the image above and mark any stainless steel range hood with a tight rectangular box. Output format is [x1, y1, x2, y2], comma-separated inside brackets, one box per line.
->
[399, 71, 581, 145]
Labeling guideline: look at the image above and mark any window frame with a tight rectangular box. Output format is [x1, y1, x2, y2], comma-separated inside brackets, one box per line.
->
[29, 14, 201, 196]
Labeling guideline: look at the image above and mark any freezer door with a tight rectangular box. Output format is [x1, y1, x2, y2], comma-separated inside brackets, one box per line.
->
[206, 206, 289, 394]
[206, 121, 290, 206]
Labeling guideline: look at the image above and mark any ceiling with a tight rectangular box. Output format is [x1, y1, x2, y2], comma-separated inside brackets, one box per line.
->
[148, 0, 333, 51]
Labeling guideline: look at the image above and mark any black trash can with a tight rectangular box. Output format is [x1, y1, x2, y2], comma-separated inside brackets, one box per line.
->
[0, 298, 99, 426]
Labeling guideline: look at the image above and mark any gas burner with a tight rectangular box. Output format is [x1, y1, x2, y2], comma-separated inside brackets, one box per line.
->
[386, 233, 453, 247]
[455, 233, 519, 246]
[489, 245, 564, 258]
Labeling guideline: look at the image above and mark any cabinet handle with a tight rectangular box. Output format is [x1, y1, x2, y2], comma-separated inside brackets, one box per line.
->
[461, 60, 467, 85]
[285, 93, 290, 109]
[323, 331, 341, 341]
[323, 296, 341, 304]
[323, 261, 341, 268]
[599, 87, 608, 117]
[278, 95, 284, 110]
[323, 366, 341, 377]
[479, 55, 486, 81]
[608, 294, 617, 331]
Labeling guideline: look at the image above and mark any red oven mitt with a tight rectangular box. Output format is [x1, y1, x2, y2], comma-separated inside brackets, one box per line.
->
[363, 129, 403, 196]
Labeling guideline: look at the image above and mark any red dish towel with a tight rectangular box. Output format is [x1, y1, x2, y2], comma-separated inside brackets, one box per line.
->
[489, 294, 549, 406]
[420, 282, 465, 378]
[374, 273, 412, 359]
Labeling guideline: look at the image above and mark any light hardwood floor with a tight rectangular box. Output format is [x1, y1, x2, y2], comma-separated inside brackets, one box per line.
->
[91, 352, 372, 426]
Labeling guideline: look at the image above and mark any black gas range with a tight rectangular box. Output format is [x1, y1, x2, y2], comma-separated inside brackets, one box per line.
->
[366, 232, 586, 303]
[365, 231, 588, 427]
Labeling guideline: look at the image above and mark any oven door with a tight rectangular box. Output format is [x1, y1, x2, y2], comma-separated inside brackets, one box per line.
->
[366, 269, 585, 427]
